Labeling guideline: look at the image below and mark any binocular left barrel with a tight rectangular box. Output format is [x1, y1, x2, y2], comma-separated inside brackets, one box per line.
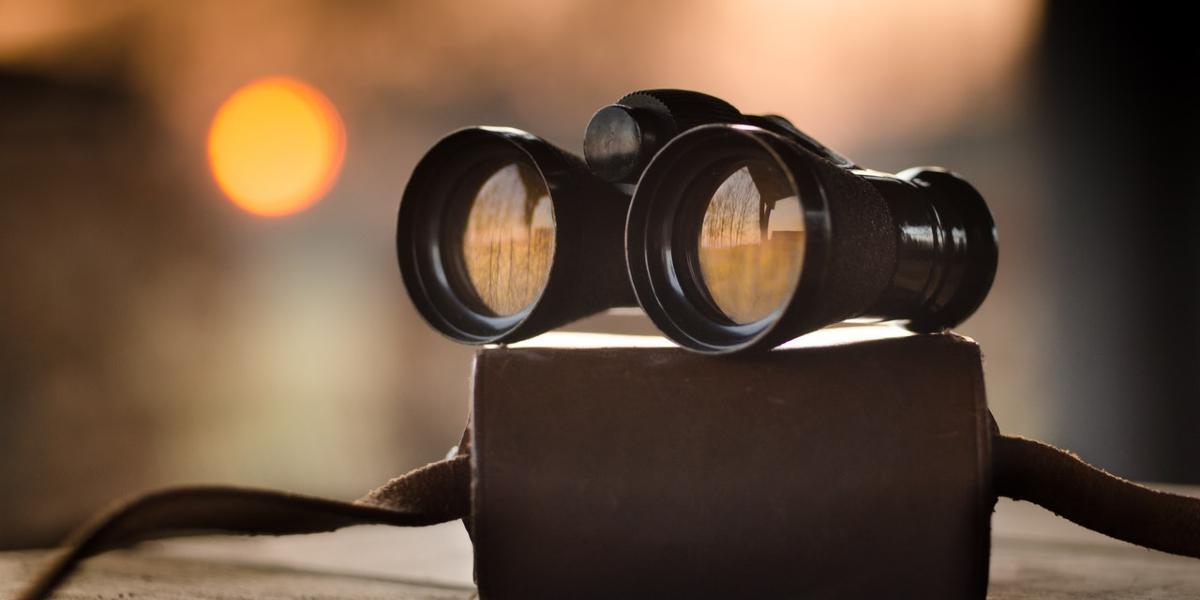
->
[395, 91, 998, 353]
[397, 127, 634, 344]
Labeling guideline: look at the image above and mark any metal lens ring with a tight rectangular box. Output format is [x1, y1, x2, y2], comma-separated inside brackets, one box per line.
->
[398, 128, 559, 343]
[628, 124, 825, 353]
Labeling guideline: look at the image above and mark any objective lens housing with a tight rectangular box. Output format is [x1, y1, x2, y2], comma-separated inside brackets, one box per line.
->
[398, 127, 633, 344]
[626, 124, 997, 354]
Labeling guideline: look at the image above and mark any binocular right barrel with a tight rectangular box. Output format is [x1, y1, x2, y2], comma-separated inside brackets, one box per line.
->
[395, 90, 998, 353]
[626, 124, 997, 353]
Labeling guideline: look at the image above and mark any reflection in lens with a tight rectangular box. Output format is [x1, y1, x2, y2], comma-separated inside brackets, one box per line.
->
[697, 164, 805, 324]
[461, 162, 556, 316]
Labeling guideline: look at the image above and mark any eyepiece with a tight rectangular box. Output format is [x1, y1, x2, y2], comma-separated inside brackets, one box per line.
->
[398, 127, 633, 344]
[584, 90, 742, 184]
[582, 105, 652, 183]
[626, 124, 997, 354]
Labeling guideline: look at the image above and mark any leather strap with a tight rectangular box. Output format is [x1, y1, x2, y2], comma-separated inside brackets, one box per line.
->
[994, 435, 1200, 558]
[15, 455, 470, 600]
[17, 434, 1200, 599]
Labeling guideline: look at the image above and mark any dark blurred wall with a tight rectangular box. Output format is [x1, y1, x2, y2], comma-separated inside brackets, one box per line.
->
[1035, 2, 1200, 481]
[0, 72, 227, 547]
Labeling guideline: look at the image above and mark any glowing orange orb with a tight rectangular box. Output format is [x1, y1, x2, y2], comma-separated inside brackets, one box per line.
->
[207, 77, 346, 217]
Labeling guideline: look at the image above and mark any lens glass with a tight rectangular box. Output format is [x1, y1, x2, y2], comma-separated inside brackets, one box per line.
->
[460, 161, 555, 316]
[697, 162, 804, 324]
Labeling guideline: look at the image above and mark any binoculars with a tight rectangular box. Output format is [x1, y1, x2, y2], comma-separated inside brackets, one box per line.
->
[397, 90, 997, 354]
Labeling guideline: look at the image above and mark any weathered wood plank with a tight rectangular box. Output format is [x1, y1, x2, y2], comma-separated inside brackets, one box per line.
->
[0, 551, 474, 600]
[988, 497, 1200, 598]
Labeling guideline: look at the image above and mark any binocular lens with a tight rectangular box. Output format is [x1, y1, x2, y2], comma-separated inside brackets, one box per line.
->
[696, 161, 806, 324]
[400, 92, 996, 352]
[458, 161, 555, 316]
[398, 127, 634, 344]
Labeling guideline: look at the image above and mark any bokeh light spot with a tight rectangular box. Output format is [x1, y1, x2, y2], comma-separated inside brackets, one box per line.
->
[207, 77, 345, 217]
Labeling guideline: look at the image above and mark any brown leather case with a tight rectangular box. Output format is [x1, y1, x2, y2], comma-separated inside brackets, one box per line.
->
[469, 333, 993, 599]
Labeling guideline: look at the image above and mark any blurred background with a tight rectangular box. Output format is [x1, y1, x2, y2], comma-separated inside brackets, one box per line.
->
[1, 0, 1196, 548]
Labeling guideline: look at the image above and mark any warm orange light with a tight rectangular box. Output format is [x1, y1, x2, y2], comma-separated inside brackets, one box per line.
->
[207, 77, 345, 217]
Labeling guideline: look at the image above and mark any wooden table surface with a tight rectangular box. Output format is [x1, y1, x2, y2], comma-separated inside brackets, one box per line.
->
[4, 495, 1200, 599]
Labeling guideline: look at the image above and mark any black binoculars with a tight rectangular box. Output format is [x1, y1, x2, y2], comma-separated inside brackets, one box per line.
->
[397, 90, 997, 354]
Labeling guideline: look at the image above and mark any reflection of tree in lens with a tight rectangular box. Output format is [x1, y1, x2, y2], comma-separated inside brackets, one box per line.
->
[461, 162, 555, 316]
[698, 165, 805, 324]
